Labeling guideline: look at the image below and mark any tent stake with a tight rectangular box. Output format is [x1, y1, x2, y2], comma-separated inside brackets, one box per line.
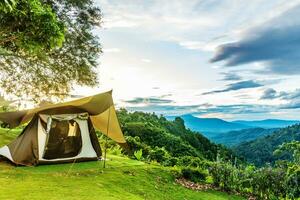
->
[103, 107, 111, 168]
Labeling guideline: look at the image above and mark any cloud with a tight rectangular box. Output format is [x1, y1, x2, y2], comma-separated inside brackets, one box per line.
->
[220, 72, 242, 81]
[126, 104, 202, 116]
[141, 58, 151, 63]
[281, 89, 300, 100]
[203, 80, 263, 95]
[260, 88, 278, 100]
[124, 97, 174, 105]
[99, 0, 300, 64]
[210, 4, 300, 74]
[260, 88, 300, 100]
[177, 40, 218, 52]
[280, 100, 300, 109]
[199, 104, 273, 115]
[261, 88, 300, 110]
[125, 103, 274, 117]
[103, 48, 121, 53]
[100, 1, 219, 30]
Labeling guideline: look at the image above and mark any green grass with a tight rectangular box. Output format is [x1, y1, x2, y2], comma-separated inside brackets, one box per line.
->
[0, 128, 244, 200]
[0, 127, 22, 147]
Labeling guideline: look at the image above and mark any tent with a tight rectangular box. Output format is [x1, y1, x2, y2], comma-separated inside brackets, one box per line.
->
[0, 90, 126, 166]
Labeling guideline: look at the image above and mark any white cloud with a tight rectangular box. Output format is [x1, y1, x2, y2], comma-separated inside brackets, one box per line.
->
[200, 112, 235, 120]
[141, 58, 151, 63]
[99, 0, 298, 53]
[103, 48, 121, 53]
[100, 0, 219, 29]
[177, 40, 218, 52]
[103, 19, 138, 28]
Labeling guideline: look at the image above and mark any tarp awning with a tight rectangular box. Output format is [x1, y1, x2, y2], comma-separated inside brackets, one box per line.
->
[0, 90, 126, 143]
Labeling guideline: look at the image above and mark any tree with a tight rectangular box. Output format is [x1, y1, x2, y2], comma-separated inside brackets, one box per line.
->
[174, 117, 185, 130]
[0, 0, 64, 54]
[274, 141, 300, 164]
[0, 0, 101, 102]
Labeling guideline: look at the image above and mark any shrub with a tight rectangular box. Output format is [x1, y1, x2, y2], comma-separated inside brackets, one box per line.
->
[149, 146, 170, 163]
[170, 167, 182, 178]
[210, 162, 289, 198]
[251, 167, 286, 199]
[125, 136, 151, 157]
[177, 156, 204, 168]
[162, 157, 178, 167]
[209, 162, 236, 191]
[181, 167, 208, 183]
[284, 164, 300, 199]
[108, 146, 123, 156]
[134, 149, 143, 161]
[236, 165, 255, 193]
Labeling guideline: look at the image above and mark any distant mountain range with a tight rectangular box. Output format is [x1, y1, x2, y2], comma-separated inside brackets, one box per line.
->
[166, 114, 299, 138]
[166, 114, 251, 137]
[232, 119, 300, 129]
[166, 115, 300, 147]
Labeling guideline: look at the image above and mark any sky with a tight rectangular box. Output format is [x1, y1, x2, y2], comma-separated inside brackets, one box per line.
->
[77, 0, 300, 120]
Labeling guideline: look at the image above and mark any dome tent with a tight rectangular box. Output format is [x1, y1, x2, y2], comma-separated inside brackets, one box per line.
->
[0, 90, 126, 166]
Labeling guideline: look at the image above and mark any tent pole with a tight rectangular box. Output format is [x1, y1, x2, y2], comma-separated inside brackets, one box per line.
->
[103, 107, 111, 168]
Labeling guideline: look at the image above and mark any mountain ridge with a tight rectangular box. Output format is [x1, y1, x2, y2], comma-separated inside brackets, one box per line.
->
[232, 119, 300, 129]
[166, 114, 251, 138]
[166, 114, 300, 139]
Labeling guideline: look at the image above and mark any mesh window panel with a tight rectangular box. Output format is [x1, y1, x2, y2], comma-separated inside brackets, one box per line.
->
[43, 119, 82, 160]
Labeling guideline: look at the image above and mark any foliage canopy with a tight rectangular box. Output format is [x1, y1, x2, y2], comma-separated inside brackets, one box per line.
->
[0, 0, 101, 102]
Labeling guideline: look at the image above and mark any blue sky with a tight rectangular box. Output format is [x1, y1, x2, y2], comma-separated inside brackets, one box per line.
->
[78, 0, 300, 120]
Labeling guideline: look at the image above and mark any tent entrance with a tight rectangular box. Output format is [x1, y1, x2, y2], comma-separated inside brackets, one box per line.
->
[43, 119, 82, 160]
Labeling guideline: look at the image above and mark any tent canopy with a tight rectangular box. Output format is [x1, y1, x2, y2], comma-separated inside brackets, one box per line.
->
[0, 90, 126, 144]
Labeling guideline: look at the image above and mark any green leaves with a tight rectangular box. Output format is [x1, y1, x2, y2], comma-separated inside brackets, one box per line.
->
[0, 0, 16, 13]
[0, 0, 65, 54]
[0, 0, 101, 102]
[274, 141, 300, 164]
[134, 149, 143, 161]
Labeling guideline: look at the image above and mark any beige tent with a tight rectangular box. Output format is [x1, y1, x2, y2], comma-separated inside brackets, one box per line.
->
[0, 90, 126, 166]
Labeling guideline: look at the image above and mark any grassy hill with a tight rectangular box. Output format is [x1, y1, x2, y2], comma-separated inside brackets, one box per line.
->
[0, 129, 243, 200]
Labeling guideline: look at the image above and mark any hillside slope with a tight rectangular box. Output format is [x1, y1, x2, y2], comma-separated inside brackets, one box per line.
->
[211, 128, 277, 147]
[118, 111, 235, 162]
[0, 119, 245, 200]
[234, 124, 300, 166]
[0, 156, 244, 199]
